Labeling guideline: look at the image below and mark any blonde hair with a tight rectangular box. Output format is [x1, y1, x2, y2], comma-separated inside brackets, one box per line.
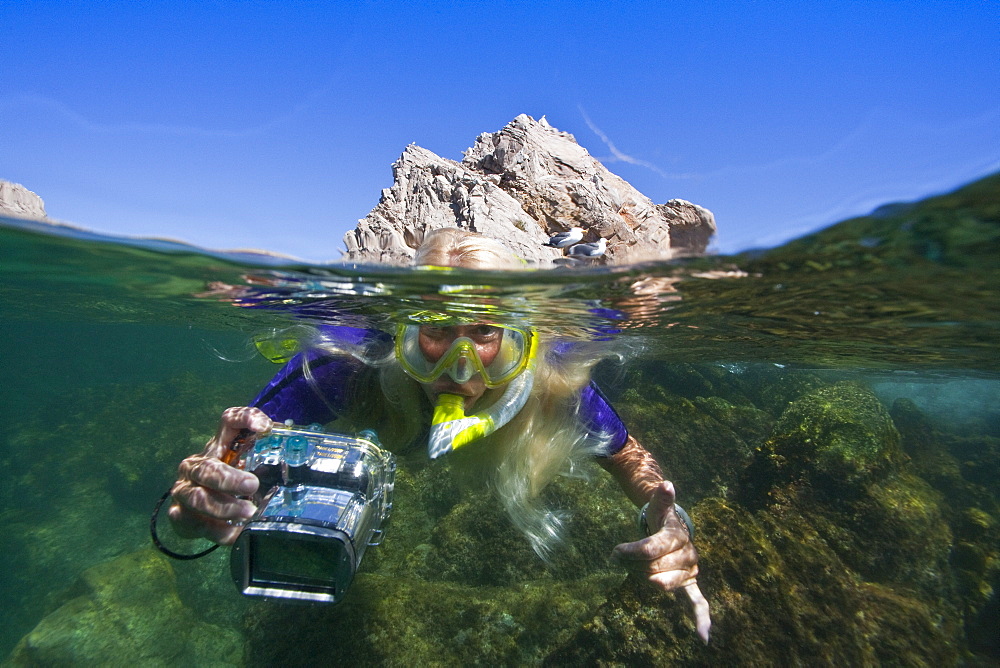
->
[322, 227, 620, 558]
[449, 342, 611, 558]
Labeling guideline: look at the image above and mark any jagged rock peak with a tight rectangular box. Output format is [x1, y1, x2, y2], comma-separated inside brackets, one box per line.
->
[343, 143, 552, 265]
[0, 180, 48, 220]
[342, 115, 715, 266]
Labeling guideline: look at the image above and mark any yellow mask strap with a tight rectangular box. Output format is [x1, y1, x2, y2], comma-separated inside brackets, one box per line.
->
[253, 335, 301, 364]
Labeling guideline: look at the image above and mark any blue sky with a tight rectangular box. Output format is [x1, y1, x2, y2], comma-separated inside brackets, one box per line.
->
[3, 1, 998, 261]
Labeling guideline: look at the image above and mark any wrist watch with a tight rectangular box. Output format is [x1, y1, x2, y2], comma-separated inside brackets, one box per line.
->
[638, 501, 695, 541]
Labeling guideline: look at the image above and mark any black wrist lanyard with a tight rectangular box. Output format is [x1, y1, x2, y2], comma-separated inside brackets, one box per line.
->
[149, 489, 220, 560]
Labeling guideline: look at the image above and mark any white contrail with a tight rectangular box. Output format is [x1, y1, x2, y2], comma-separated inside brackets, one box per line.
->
[578, 106, 699, 180]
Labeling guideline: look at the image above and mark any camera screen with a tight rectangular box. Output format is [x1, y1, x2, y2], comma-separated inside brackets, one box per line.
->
[250, 532, 349, 590]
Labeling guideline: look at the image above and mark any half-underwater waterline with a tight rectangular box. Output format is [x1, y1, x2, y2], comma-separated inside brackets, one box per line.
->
[1, 174, 997, 665]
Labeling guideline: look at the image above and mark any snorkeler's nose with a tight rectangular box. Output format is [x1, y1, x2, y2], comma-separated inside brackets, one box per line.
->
[447, 355, 475, 383]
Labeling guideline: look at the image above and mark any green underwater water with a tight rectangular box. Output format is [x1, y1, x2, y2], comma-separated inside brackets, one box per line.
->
[1, 174, 999, 665]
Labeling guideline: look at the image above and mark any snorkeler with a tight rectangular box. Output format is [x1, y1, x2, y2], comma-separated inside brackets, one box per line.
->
[167, 228, 711, 643]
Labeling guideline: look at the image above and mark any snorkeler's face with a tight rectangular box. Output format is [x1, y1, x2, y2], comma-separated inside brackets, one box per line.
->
[417, 324, 503, 367]
[417, 324, 503, 409]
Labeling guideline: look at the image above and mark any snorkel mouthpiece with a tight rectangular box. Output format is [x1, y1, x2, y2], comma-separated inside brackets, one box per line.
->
[427, 369, 535, 459]
[429, 394, 492, 459]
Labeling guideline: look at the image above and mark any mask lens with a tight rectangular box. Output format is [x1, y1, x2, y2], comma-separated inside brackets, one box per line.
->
[395, 324, 533, 387]
[488, 328, 524, 380]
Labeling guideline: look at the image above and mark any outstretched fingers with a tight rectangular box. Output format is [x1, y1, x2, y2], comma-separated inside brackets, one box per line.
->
[684, 582, 712, 644]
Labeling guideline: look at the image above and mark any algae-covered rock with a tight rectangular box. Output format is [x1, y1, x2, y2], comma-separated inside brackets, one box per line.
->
[763, 381, 904, 485]
[0, 371, 260, 655]
[891, 398, 1000, 656]
[608, 363, 831, 504]
[548, 497, 961, 665]
[420, 494, 556, 585]
[623, 362, 826, 420]
[413, 470, 634, 586]
[747, 382, 954, 595]
[615, 378, 764, 502]
[5, 549, 242, 666]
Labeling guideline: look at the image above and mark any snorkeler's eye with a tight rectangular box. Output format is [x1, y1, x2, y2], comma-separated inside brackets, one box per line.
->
[471, 325, 502, 341]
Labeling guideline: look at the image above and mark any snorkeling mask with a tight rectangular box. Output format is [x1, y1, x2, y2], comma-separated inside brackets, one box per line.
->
[394, 320, 539, 459]
[395, 322, 535, 388]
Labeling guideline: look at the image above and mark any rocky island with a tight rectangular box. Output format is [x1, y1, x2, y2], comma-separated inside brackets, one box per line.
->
[343, 114, 716, 266]
[0, 180, 48, 221]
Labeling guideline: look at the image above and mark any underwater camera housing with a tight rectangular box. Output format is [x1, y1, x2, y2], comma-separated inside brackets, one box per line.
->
[230, 425, 396, 604]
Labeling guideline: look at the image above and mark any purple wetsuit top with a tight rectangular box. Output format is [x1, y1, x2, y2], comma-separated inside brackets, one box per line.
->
[250, 326, 629, 456]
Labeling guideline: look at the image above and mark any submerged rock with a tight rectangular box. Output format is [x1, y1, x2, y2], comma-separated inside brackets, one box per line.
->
[6, 550, 242, 666]
[762, 381, 905, 485]
[748, 383, 954, 594]
[241, 571, 621, 667]
[0, 370, 262, 658]
[548, 498, 961, 666]
[891, 398, 1000, 657]
[343, 115, 715, 266]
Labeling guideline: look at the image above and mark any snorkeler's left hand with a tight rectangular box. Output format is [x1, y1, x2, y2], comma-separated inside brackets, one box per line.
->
[611, 481, 712, 644]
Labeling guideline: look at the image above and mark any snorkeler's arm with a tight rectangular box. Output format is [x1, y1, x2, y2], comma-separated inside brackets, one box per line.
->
[578, 382, 667, 505]
[251, 350, 362, 424]
[597, 435, 664, 506]
[600, 437, 712, 642]
[250, 326, 390, 424]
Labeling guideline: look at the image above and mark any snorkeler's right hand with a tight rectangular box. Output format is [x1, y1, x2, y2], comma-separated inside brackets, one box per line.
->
[167, 406, 272, 545]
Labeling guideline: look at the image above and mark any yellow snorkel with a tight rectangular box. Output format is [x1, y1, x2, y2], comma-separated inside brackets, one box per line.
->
[427, 360, 536, 459]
